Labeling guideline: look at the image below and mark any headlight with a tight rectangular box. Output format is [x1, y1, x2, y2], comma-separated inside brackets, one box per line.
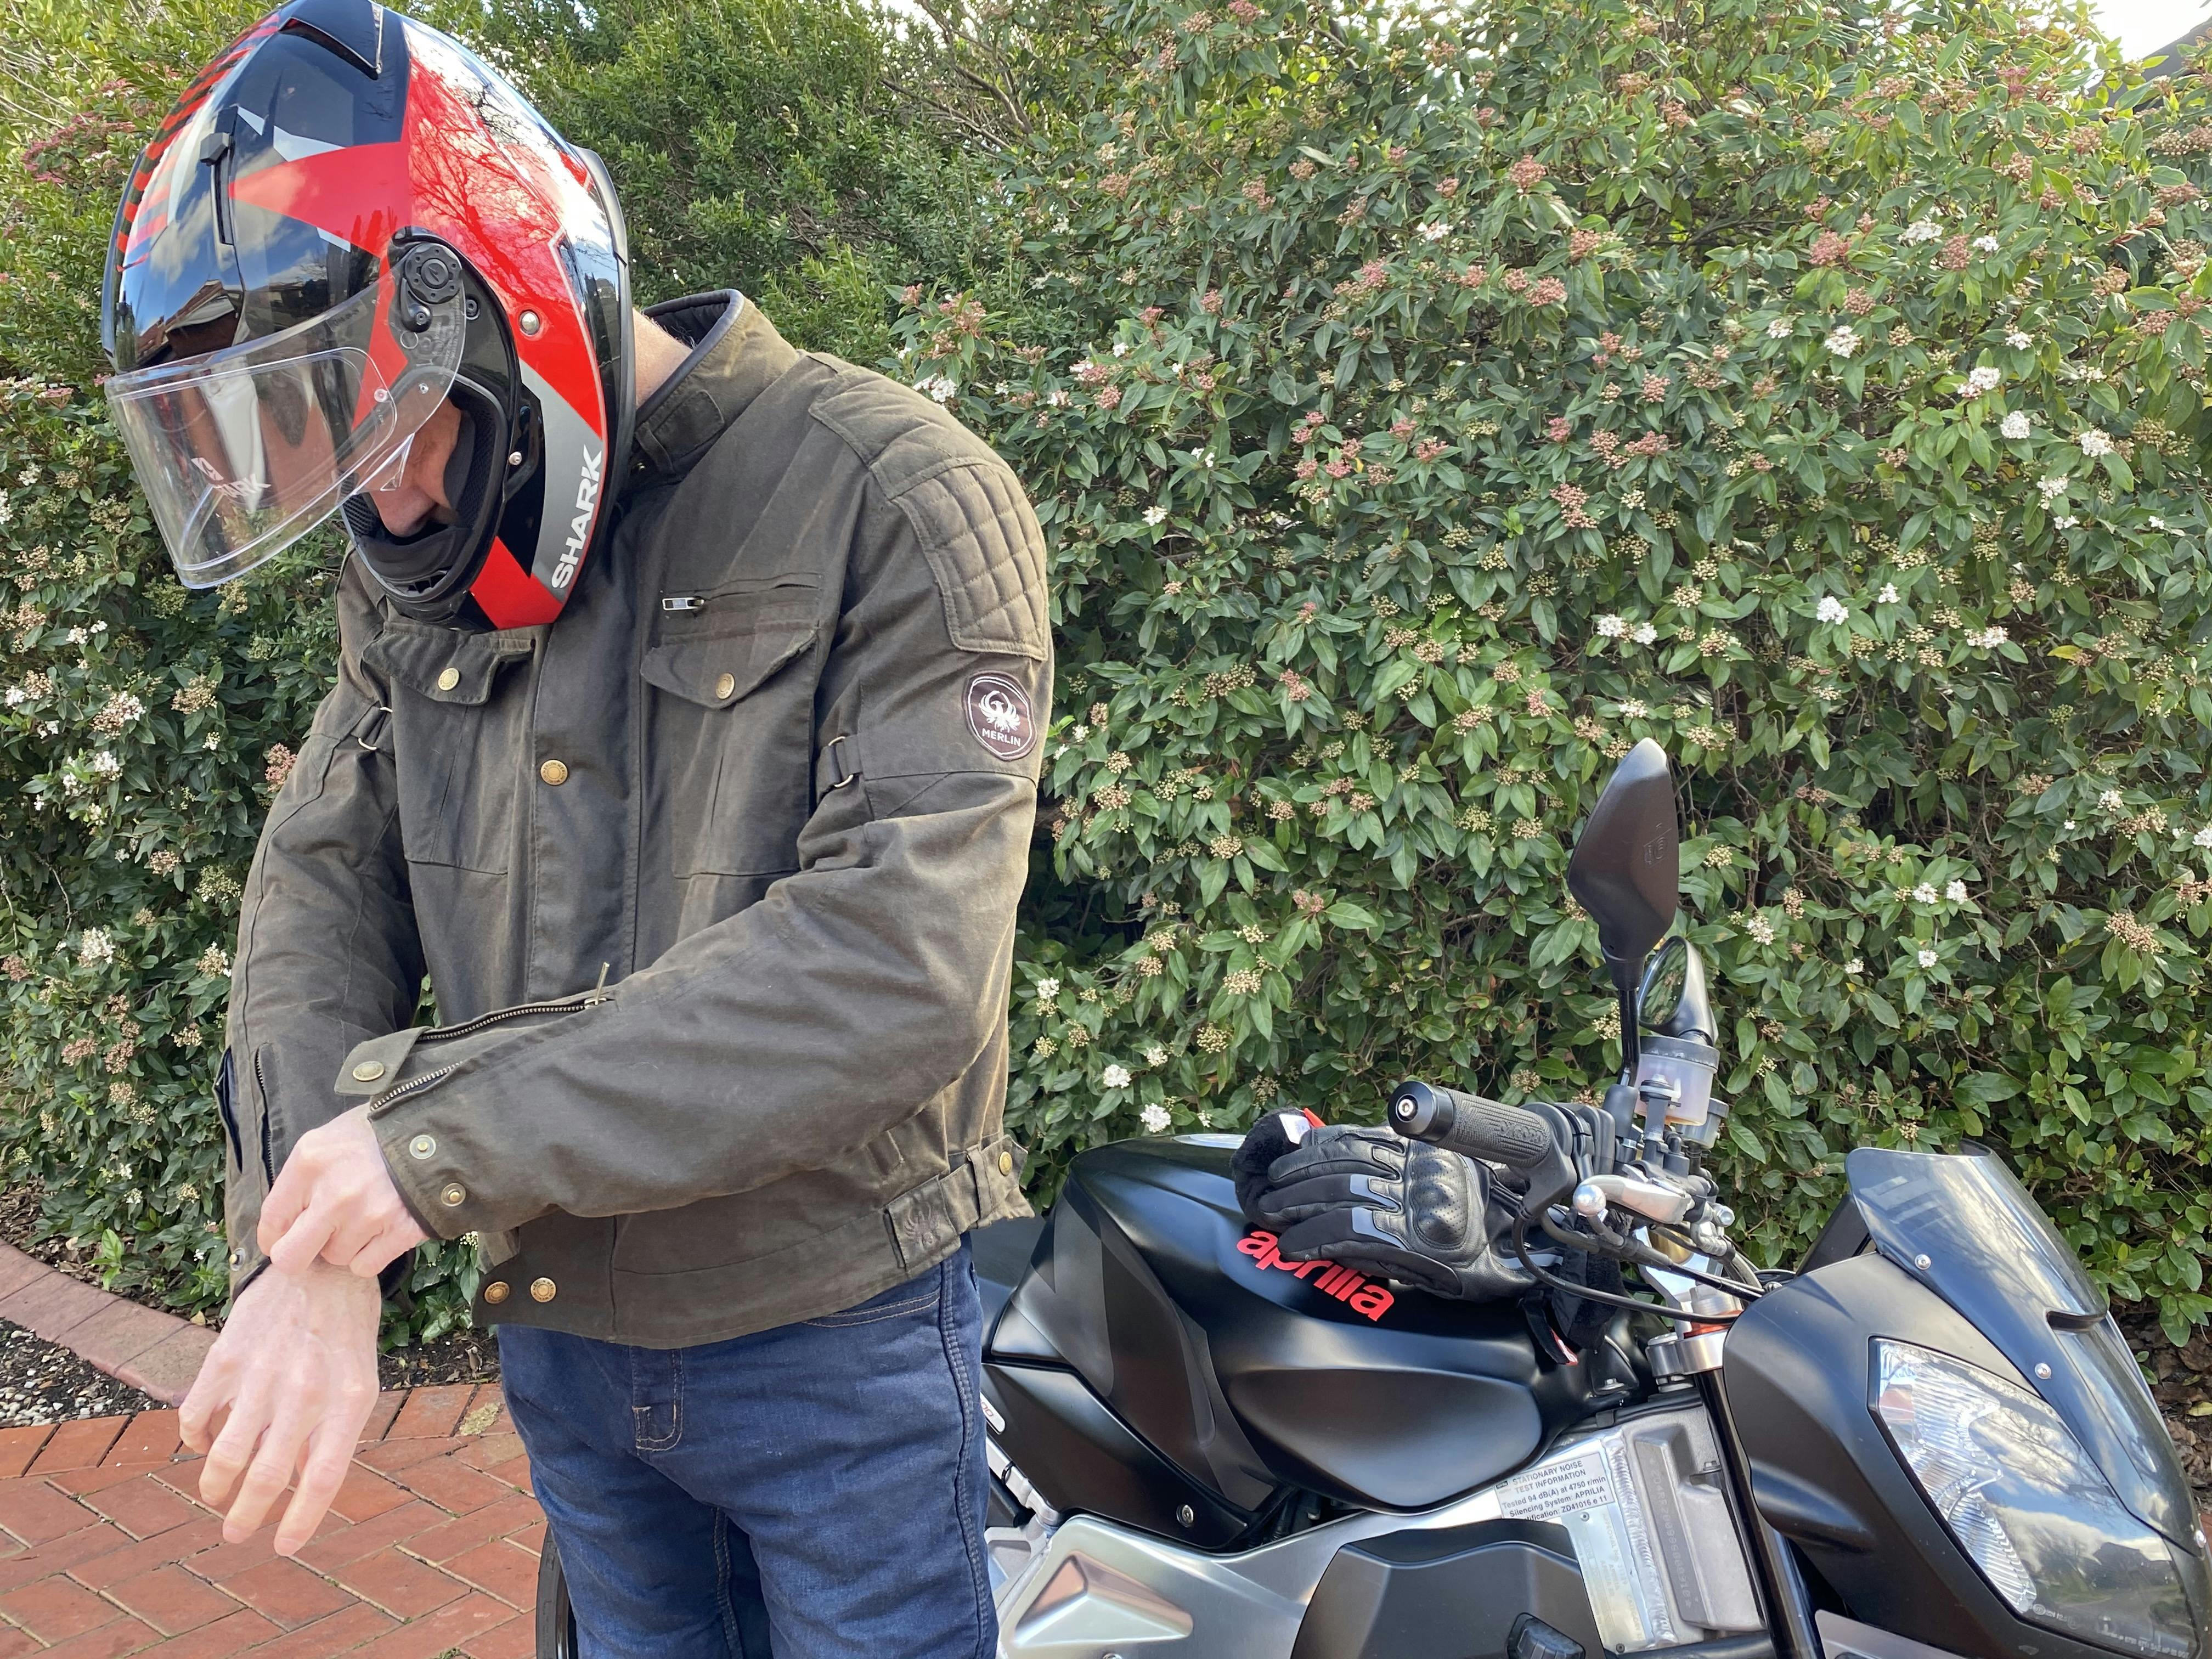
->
[1873, 1340, 2197, 1659]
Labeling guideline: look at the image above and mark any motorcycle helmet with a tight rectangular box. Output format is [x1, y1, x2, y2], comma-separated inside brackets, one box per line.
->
[100, 0, 633, 628]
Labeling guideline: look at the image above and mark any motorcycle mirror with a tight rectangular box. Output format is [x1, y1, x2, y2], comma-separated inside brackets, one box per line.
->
[1567, 738, 1679, 972]
[1638, 936, 1717, 1044]
[1567, 738, 1680, 1082]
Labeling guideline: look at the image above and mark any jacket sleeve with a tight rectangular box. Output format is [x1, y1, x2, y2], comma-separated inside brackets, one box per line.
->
[222, 559, 424, 1299]
[358, 457, 1051, 1239]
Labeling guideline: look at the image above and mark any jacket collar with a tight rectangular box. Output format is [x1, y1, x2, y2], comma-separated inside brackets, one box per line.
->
[628, 291, 800, 484]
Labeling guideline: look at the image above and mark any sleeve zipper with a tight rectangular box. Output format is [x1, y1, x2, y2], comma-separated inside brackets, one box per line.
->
[364, 986, 610, 1115]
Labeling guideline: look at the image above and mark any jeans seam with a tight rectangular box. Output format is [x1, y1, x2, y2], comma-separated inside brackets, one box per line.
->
[712, 1509, 744, 1658]
[938, 1259, 994, 1655]
[798, 1288, 941, 1328]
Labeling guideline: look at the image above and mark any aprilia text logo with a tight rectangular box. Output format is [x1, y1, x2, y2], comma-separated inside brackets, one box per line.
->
[550, 446, 604, 590]
[1235, 1228, 1395, 1322]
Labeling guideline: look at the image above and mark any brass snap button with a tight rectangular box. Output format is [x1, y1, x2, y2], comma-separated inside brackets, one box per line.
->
[539, 758, 569, 786]
[408, 1134, 437, 1160]
[714, 672, 736, 699]
[436, 666, 460, 691]
[529, 1277, 557, 1302]
[351, 1060, 387, 1083]
[482, 1280, 511, 1305]
[998, 1150, 1014, 1176]
[439, 1183, 467, 1207]
[228, 1248, 242, 1268]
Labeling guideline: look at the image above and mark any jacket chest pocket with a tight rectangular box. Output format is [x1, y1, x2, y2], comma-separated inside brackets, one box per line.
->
[641, 606, 820, 878]
[364, 623, 537, 874]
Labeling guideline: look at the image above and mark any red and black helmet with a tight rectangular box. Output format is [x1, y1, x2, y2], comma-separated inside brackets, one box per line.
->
[100, 0, 632, 628]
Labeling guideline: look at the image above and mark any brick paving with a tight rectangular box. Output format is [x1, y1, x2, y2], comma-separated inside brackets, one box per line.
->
[0, 1389, 543, 1656]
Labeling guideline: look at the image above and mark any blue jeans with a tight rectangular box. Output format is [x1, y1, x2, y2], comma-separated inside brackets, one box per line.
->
[498, 1244, 995, 1659]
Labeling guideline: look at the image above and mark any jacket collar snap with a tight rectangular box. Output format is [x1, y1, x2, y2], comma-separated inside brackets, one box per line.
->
[629, 291, 802, 487]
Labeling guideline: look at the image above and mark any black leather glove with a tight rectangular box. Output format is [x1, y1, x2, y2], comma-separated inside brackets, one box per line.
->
[1232, 1113, 1533, 1302]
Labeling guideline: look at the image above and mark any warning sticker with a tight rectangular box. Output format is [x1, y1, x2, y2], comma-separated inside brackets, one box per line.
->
[1493, 1438, 1681, 1651]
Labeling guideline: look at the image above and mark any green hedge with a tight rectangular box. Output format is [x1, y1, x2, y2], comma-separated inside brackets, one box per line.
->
[5, 0, 2212, 1345]
[903, 0, 2212, 1343]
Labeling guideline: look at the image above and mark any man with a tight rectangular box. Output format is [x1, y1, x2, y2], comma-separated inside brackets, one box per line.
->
[101, 4, 1048, 1653]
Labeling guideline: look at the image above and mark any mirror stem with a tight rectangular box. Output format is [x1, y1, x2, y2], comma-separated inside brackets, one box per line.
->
[1612, 960, 1640, 1085]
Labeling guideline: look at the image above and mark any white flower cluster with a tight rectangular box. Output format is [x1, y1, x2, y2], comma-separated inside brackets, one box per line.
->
[1140, 1103, 1172, 1134]
[1824, 325, 1861, 359]
[2001, 411, 2031, 440]
[1816, 595, 1850, 624]
[914, 376, 957, 404]
[1901, 218, 1942, 245]
[2078, 428, 2113, 458]
[1962, 365, 2001, 396]
[1966, 626, 2008, 648]
[1102, 1063, 1132, 1088]
[1033, 977, 1060, 998]
[1877, 583, 1900, 604]
[77, 929, 115, 967]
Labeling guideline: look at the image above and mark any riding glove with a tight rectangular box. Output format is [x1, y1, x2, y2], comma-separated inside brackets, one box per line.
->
[1232, 1113, 1533, 1302]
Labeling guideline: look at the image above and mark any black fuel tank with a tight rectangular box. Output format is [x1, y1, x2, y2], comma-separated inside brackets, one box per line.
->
[991, 1137, 1589, 1514]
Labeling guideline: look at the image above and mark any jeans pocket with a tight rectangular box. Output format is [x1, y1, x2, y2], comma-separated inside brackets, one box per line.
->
[800, 1265, 945, 1328]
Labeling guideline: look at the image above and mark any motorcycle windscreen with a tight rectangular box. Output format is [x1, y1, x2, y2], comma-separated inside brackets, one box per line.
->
[1846, 1147, 2197, 1549]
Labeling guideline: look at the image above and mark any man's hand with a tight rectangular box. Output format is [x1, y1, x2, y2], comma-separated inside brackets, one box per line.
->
[258, 1102, 431, 1278]
[179, 1262, 381, 1552]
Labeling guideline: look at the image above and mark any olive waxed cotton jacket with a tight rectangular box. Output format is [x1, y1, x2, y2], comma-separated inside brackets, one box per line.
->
[217, 292, 1050, 1346]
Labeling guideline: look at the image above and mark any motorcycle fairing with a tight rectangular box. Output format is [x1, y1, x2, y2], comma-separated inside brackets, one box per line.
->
[1725, 1251, 2211, 1659]
[1847, 1147, 2197, 1549]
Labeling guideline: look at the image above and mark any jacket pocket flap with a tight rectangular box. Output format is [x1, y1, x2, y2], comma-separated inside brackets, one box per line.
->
[365, 625, 537, 707]
[640, 619, 818, 710]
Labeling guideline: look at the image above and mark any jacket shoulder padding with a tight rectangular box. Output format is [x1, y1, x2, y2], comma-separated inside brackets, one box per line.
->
[805, 359, 1048, 662]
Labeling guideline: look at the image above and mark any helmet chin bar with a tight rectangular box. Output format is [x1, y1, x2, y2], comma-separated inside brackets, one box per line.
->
[342, 374, 516, 624]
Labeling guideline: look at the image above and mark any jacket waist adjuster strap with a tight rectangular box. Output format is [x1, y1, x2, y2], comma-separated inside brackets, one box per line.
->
[816, 733, 858, 797]
[351, 703, 392, 753]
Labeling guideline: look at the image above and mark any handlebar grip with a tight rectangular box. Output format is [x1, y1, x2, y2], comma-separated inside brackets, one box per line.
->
[1389, 1080, 1555, 1170]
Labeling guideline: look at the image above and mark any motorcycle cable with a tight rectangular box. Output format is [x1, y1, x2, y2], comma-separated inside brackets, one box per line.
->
[1507, 1204, 1747, 1325]
[1542, 1209, 1767, 1302]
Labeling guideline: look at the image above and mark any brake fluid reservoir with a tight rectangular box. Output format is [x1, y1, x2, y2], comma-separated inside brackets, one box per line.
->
[1636, 1034, 1718, 1130]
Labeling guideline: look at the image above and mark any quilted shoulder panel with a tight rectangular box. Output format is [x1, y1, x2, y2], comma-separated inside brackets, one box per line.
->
[809, 365, 1049, 661]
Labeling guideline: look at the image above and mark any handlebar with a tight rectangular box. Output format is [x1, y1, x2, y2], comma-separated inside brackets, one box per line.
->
[1389, 1081, 1555, 1171]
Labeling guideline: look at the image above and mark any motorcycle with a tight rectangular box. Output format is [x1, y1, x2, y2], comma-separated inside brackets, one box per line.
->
[537, 739, 2211, 1659]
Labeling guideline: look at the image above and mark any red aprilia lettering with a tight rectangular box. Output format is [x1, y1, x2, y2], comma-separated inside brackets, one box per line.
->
[1235, 1229, 1395, 1322]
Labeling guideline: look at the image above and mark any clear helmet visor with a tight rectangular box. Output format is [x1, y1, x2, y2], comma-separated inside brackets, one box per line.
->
[106, 275, 465, 588]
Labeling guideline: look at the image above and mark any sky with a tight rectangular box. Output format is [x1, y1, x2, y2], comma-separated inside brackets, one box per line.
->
[2093, 0, 2209, 57]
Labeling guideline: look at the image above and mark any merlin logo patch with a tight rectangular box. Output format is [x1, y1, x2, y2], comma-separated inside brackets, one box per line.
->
[965, 673, 1035, 761]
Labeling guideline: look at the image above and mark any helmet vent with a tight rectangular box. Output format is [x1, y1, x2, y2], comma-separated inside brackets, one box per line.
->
[278, 0, 385, 79]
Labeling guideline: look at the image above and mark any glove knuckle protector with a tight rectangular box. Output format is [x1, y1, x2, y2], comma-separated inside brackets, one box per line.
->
[1232, 1113, 1533, 1302]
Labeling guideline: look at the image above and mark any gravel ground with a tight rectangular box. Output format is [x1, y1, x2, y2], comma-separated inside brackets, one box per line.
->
[0, 1319, 159, 1427]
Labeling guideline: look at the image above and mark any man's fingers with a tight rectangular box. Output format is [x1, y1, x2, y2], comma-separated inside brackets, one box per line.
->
[257, 1167, 309, 1255]
[198, 1382, 270, 1512]
[273, 1410, 364, 1555]
[177, 1352, 235, 1454]
[222, 1401, 314, 1544]
[266, 1203, 340, 1277]
[345, 1224, 417, 1280]
[314, 1209, 385, 1275]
